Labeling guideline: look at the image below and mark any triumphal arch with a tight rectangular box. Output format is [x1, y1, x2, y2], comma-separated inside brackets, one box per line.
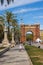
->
[20, 24, 40, 43]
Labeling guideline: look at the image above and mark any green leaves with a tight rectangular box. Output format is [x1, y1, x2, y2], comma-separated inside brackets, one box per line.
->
[0, 16, 5, 26]
[0, 11, 20, 43]
[26, 34, 33, 41]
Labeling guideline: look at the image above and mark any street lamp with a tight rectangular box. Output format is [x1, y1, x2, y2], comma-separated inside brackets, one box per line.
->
[11, 27, 16, 47]
[2, 25, 10, 47]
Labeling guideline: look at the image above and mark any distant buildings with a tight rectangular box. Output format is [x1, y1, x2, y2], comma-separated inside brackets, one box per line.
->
[40, 30, 43, 40]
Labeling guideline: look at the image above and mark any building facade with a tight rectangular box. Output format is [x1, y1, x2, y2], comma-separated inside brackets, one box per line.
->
[40, 30, 43, 40]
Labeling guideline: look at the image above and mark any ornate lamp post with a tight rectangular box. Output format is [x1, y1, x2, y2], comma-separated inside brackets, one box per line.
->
[11, 27, 16, 47]
[2, 25, 10, 47]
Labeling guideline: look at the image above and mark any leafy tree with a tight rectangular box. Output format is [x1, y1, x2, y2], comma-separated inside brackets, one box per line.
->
[14, 26, 21, 43]
[26, 34, 33, 41]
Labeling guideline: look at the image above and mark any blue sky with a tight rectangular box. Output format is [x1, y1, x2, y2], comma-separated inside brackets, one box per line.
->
[0, 0, 43, 30]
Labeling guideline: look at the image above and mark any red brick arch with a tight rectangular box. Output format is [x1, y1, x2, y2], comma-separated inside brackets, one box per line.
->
[20, 24, 40, 43]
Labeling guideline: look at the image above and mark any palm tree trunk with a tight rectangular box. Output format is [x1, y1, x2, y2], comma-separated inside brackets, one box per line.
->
[8, 21, 10, 35]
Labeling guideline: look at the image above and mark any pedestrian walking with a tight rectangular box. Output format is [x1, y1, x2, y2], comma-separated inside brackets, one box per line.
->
[19, 44, 22, 51]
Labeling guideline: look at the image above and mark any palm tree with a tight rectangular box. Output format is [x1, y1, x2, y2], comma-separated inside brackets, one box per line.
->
[0, 0, 14, 5]
[4, 11, 14, 32]
[4, 11, 13, 41]
[0, 16, 5, 26]
[11, 18, 21, 43]
[0, 16, 4, 42]
[0, 11, 18, 42]
[4, 11, 18, 41]
[12, 19, 18, 28]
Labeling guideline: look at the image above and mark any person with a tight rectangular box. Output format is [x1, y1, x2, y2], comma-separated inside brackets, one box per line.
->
[19, 44, 22, 51]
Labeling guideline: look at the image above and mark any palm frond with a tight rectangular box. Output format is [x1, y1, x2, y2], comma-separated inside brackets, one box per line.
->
[12, 0, 14, 3]
[7, 0, 11, 5]
[0, 0, 14, 5]
[1, 0, 4, 5]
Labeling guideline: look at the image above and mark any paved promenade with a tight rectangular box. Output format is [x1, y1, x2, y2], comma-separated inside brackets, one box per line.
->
[0, 44, 33, 65]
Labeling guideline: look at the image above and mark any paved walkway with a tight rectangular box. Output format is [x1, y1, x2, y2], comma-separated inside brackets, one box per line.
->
[0, 44, 33, 65]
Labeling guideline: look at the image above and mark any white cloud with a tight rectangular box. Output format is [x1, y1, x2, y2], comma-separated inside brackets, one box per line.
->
[39, 16, 43, 18]
[13, 8, 43, 14]
[34, 16, 43, 18]
[26, 32, 32, 34]
[14, 0, 41, 7]
[0, 0, 41, 10]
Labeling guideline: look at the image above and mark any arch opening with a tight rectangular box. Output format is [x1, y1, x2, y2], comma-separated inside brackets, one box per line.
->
[26, 31, 33, 42]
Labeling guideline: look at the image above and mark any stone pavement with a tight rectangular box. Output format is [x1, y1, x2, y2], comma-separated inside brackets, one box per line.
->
[0, 44, 33, 65]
